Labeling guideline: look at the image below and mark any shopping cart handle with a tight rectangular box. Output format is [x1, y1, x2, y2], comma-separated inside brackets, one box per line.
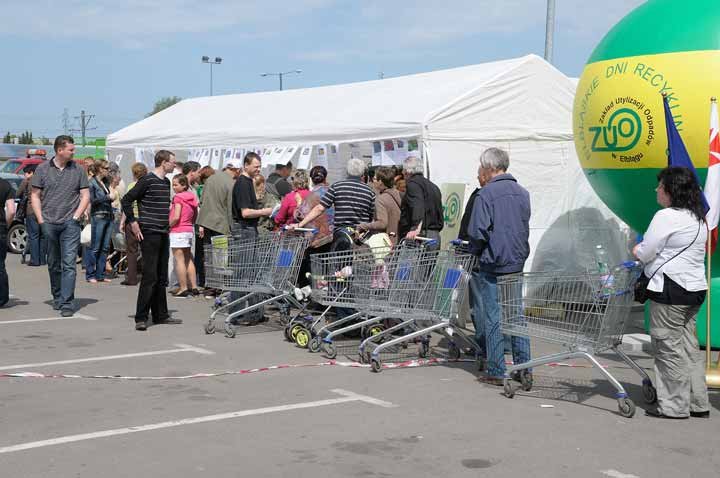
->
[450, 239, 469, 246]
[620, 260, 641, 269]
[283, 226, 318, 234]
[413, 236, 438, 245]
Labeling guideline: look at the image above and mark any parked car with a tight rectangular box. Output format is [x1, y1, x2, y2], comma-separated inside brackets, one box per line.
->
[1, 172, 27, 254]
[1, 149, 88, 174]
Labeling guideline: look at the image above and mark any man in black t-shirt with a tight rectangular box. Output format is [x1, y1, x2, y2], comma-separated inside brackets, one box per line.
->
[230, 152, 273, 322]
[0, 177, 17, 307]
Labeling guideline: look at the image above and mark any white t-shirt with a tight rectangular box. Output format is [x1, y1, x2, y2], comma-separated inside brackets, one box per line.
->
[635, 207, 707, 293]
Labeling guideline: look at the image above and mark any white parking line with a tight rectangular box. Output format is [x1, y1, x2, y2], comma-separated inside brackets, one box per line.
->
[0, 313, 98, 325]
[601, 470, 640, 478]
[0, 344, 214, 371]
[0, 389, 395, 454]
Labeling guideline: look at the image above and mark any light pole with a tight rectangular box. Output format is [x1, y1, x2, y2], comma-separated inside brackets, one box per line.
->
[260, 69, 302, 91]
[544, 0, 556, 64]
[202, 56, 222, 96]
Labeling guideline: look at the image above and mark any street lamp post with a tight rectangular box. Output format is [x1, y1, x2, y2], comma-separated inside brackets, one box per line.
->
[260, 69, 302, 91]
[202, 56, 223, 96]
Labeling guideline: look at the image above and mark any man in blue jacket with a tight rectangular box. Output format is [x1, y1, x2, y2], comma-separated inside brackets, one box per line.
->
[468, 147, 531, 385]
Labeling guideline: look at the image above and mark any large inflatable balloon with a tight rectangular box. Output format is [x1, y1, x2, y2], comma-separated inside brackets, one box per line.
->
[573, 0, 720, 346]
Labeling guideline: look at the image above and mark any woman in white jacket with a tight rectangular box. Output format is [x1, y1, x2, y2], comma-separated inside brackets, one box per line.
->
[633, 166, 710, 419]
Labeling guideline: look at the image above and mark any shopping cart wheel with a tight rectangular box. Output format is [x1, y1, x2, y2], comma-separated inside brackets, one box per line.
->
[617, 398, 636, 418]
[371, 359, 383, 373]
[519, 371, 533, 392]
[418, 342, 429, 358]
[503, 380, 515, 399]
[447, 344, 461, 361]
[642, 381, 657, 404]
[224, 323, 236, 338]
[204, 320, 216, 335]
[295, 327, 311, 348]
[308, 336, 322, 353]
[324, 343, 337, 359]
[289, 324, 304, 342]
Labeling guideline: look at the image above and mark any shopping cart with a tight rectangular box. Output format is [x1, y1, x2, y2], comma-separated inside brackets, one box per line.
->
[203, 228, 314, 337]
[298, 238, 433, 356]
[497, 261, 654, 418]
[359, 242, 478, 372]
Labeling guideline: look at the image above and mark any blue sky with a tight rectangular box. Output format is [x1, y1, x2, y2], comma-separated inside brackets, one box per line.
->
[0, 0, 644, 139]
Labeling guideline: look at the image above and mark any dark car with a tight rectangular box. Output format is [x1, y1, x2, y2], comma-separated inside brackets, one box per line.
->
[1, 172, 26, 254]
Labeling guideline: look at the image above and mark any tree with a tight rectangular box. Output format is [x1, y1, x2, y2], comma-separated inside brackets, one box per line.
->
[147, 96, 182, 117]
[18, 131, 33, 144]
[2, 132, 11, 143]
[39, 137, 52, 145]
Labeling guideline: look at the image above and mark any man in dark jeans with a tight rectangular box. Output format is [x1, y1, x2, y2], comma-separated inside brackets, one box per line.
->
[0, 177, 17, 308]
[231, 152, 273, 322]
[121, 150, 183, 331]
[31, 135, 90, 316]
[398, 155, 444, 250]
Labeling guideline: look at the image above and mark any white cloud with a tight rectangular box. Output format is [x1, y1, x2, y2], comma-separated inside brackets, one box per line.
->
[1, 0, 647, 57]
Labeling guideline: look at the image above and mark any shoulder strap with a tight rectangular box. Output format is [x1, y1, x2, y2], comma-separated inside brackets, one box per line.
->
[647, 220, 702, 280]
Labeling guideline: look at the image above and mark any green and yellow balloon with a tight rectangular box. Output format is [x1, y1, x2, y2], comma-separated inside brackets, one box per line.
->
[573, 0, 720, 346]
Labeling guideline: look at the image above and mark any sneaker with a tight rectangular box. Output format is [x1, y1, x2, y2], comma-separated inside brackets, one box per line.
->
[173, 289, 192, 298]
[61, 309, 74, 317]
[479, 376, 505, 387]
[690, 410, 710, 418]
[135, 321, 147, 331]
[191, 288, 200, 296]
[168, 288, 180, 295]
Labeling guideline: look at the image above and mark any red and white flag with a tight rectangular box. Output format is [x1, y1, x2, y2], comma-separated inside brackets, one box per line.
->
[705, 99, 720, 253]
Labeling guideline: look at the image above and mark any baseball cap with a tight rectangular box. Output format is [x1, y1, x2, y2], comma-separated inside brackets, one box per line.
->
[225, 158, 242, 169]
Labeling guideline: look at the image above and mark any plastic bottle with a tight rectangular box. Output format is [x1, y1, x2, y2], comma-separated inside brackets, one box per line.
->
[595, 244, 609, 274]
[595, 244, 613, 295]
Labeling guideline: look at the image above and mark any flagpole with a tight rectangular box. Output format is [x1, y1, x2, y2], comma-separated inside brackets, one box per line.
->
[706, 97, 720, 388]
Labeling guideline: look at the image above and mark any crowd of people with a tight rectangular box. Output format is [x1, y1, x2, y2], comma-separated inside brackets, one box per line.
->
[0, 134, 712, 419]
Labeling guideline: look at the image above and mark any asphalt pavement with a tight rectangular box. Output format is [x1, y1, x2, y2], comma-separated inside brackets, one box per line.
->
[0, 253, 718, 478]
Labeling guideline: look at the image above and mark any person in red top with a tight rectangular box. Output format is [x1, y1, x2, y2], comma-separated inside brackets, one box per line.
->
[274, 169, 310, 227]
[169, 174, 199, 297]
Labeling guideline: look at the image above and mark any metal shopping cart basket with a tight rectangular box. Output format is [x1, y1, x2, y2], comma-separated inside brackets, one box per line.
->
[359, 243, 477, 372]
[203, 228, 314, 337]
[497, 261, 655, 418]
[298, 237, 434, 355]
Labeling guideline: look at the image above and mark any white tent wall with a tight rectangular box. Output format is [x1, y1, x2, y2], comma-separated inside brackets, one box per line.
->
[425, 138, 632, 272]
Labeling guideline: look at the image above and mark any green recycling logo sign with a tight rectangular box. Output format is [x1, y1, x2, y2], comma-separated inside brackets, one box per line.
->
[443, 192, 461, 228]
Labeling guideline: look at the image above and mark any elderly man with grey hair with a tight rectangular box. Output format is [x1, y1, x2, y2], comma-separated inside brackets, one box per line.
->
[293, 157, 374, 243]
[398, 155, 444, 249]
[468, 147, 531, 386]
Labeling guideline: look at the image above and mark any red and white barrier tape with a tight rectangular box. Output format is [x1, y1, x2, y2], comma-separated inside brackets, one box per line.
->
[0, 358, 610, 381]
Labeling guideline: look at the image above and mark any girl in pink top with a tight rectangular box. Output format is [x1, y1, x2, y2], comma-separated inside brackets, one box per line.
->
[274, 169, 311, 227]
[169, 174, 199, 297]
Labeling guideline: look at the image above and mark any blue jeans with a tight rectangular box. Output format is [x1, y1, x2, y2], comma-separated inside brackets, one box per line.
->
[86, 215, 113, 281]
[0, 224, 8, 306]
[473, 270, 530, 378]
[25, 216, 48, 266]
[43, 219, 82, 312]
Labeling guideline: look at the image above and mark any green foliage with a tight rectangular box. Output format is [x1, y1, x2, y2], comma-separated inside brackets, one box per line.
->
[147, 96, 182, 117]
[2, 132, 11, 143]
[18, 131, 33, 144]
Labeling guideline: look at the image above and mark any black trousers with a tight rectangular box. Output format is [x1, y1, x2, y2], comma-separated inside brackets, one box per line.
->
[135, 231, 169, 323]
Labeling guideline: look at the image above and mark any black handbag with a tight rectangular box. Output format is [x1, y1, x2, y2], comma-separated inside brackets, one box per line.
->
[634, 222, 701, 303]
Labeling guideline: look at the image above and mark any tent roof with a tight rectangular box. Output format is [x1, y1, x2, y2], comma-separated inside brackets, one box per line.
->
[107, 54, 575, 149]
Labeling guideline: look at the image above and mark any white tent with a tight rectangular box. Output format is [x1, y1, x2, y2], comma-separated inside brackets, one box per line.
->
[107, 54, 631, 271]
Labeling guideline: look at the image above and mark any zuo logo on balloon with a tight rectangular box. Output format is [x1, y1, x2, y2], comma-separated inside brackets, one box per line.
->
[576, 60, 683, 165]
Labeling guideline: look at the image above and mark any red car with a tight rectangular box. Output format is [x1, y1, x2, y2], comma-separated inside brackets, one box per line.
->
[1, 149, 89, 174]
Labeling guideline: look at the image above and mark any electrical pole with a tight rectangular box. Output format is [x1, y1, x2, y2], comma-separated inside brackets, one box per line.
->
[70, 110, 96, 146]
[544, 0, 556, 64]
